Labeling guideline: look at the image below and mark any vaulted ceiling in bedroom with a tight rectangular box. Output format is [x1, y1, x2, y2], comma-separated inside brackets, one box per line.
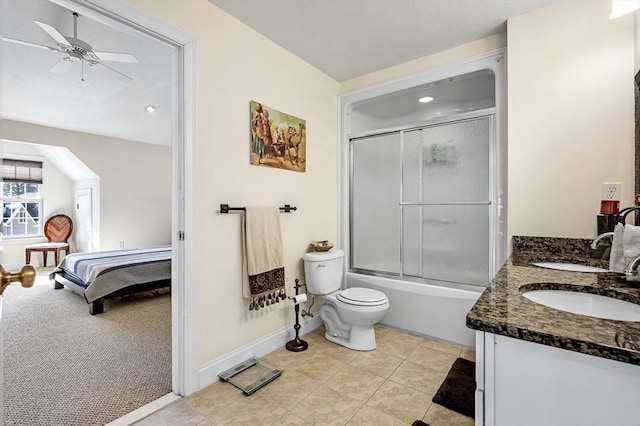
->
[1, 0, 175, 147]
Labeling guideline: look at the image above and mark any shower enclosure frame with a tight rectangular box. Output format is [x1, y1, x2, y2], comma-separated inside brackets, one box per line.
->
[338, 49, 507, 293]
[348, 109, 497, 289]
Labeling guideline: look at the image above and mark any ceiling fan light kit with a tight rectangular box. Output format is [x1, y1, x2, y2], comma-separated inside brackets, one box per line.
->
[2, 11, 138, 81]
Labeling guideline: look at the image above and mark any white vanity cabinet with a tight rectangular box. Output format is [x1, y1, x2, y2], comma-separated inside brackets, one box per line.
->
[475, 331, 640, 426]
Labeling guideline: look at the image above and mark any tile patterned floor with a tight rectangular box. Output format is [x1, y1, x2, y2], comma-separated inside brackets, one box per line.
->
[135, 325, 475, 426]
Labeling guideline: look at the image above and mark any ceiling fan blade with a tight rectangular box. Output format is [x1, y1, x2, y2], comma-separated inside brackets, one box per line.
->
[34, 20, 71, 46]
[49, 58, 75, 75]
[93, 51, 139, 64]
[96, 61, 133, 81]
[2, 36, 60, 53]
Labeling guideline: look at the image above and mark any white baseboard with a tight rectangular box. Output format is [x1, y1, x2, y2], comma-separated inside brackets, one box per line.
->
[198, 315, 322, 390]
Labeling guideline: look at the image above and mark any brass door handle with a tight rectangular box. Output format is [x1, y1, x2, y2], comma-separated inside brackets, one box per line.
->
[0, 265, 36, 295]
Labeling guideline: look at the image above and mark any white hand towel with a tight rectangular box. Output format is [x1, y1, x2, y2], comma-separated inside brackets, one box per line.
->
[622, 223, 640, 277]
[609, 222, 626, 273]
[241, 207, 286, 310]
[622, 223, 640, 260]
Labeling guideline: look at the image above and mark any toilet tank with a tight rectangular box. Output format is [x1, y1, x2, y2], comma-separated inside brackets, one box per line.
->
[302, 248, 344, 295]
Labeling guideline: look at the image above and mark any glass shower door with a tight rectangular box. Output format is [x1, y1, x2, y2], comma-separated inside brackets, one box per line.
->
[402, 116, 492, 286]
[351, 133, 401, 274]
[350, 114, 493, 287]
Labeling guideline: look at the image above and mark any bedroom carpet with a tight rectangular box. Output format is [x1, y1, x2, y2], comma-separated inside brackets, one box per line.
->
[1, 269, 171, 426]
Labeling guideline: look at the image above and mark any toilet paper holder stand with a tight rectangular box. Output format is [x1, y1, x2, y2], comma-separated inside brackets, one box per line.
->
[286, 278, 309, 352]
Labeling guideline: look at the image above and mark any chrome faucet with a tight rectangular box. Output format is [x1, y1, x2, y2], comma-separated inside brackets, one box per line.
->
[623, 255, 640, 277]
[590, 231, 615, 250]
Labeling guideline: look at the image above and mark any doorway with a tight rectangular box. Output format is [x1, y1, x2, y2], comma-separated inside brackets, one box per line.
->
[0, 0, 198, 422]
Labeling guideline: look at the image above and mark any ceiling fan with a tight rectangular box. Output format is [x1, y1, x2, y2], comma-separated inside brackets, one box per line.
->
[2, 11, 138, 81]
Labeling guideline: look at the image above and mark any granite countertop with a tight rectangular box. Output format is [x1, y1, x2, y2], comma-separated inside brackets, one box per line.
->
[466, 236, 640, 365]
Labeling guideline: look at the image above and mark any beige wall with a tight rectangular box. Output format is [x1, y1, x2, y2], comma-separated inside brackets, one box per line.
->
[128, 0, 339, 364]
[1, 120, 172, 252]
[508, 0, 635, 240]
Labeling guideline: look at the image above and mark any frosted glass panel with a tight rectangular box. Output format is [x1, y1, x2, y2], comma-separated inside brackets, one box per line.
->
[351, 134, 401, 274]
[403, 118, 490, 203]
[350, 114, 493, 286]
[403, 205, 490, 286]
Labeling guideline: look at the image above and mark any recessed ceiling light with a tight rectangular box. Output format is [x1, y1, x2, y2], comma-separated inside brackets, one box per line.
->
[418, 96, 434, 103]
[145, 105, 157, 113]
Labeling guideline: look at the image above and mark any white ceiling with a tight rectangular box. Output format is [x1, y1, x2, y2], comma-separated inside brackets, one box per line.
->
[1, 0, 175, 146]
[1, 0, 559, 146]
[210, 0, 558, 82]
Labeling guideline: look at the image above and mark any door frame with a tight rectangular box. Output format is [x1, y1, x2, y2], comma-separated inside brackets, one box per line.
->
[48, 0, 199, 397]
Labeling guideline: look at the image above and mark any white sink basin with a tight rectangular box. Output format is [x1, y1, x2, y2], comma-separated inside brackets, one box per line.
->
[532, 262, 609, 273]
[522, 289, 640, 321]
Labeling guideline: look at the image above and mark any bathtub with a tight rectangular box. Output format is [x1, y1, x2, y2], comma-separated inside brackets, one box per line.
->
[346, 272, 483, 348]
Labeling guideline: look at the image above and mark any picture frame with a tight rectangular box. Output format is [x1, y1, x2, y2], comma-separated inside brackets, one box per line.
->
[250, 100, 306, 172]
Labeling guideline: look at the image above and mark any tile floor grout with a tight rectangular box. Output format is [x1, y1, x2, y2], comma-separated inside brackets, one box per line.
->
[135, 325, 475, 426]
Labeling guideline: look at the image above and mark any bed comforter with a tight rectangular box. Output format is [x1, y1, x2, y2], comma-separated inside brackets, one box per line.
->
[50, 246, 172, 303]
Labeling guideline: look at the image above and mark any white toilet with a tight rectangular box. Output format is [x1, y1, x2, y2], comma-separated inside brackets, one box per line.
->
[303, 248, 389, 351]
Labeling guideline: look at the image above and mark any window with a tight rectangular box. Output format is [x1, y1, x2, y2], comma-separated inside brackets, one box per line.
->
[2, 159, 43, 238]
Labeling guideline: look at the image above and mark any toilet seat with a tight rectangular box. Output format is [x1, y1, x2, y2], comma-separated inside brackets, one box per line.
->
[337, 287, 388, 307]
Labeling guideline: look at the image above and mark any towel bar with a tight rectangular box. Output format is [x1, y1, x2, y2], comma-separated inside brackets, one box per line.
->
[220, 204, 297, 213]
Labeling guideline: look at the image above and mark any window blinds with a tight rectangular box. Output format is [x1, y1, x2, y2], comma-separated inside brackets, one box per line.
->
[2, 159, 43, 184]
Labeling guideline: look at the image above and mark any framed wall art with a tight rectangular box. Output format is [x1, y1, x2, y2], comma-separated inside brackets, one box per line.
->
[250, 100, 306, 172]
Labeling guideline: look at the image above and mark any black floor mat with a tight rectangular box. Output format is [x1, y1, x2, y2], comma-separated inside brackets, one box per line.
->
[432, 357, 475, 418]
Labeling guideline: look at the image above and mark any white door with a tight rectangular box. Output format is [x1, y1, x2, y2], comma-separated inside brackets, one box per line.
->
[75, 189, 93, 252]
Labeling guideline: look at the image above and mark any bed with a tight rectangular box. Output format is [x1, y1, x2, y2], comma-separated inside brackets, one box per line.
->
[50, 246, 172, 315]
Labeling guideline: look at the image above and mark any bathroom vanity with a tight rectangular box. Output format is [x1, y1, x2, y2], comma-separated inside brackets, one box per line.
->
[467, 237, 640, 426]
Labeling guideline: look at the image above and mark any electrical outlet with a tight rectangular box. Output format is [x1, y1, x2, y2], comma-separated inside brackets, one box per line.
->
[118, 241, 125, 249]
[602, 182, 621, 200]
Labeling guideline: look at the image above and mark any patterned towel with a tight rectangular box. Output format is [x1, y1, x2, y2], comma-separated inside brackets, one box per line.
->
[242, 207, 286, 310]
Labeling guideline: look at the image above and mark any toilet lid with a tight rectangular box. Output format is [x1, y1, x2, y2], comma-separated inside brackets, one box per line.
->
[337, 288, 388, 306]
